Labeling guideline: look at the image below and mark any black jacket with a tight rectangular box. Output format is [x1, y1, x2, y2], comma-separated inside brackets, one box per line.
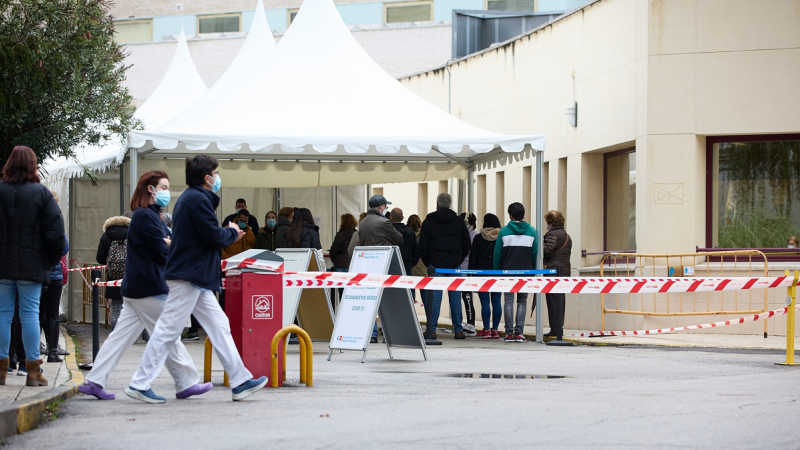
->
[222, 213, 258, 231]
[96, 215, 131, 299]
[468, 228, 500, 271]
[418, 208, 470, 269]
[254, 226, 278, 251]
[393, 222, 420, 273]
[122, 205, 170, 299]
[275, 216, 291, 248]
[0, 181, 65, 286]
[329, 227, 355, 269]
[165, 186, 238, 291]
[543, 225, 571, 272]
[297, 223, 322, 250]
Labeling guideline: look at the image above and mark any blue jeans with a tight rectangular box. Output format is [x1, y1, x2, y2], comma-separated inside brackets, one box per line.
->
[0, 280, 43, 361]
[428, 268, 463, 333]
[478, 291, 502, 330]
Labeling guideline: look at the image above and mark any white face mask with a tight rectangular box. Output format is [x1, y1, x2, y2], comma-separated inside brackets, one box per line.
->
[789, 244, 797, 249]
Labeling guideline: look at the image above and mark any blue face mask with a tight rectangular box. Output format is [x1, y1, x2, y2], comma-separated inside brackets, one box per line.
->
[152, 188, 170, 207]
[266, 218, 276, 228]
[209, 174, 221, 193]
[238, 221, 247, 230]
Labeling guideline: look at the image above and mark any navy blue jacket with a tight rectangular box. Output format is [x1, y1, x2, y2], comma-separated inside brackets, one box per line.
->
[165, 186, 238, 291]
[122, 204, 170, 299]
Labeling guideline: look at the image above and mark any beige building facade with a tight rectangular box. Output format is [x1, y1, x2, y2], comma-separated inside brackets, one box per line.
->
[378, 0, 800, 335]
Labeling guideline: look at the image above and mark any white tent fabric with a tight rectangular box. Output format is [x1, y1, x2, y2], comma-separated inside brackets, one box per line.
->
[129, 0, 546, 160]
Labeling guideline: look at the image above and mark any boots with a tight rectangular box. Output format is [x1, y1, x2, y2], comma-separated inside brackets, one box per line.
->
[47, 317, 62, 363]
[0, 358, 8, 385]
[25, 360, 48, 386]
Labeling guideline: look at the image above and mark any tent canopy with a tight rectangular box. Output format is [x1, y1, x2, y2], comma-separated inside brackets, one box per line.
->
[128, 0, 546, 173]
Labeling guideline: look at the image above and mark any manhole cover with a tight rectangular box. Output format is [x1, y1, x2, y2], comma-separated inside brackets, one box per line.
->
[445, 374, 566, 379]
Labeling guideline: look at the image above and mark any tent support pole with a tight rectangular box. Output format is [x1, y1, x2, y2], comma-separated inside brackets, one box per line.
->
[129, 148, 138, 208]
[467, 161, 474, 214]
[535, 150, 544, 343]
[67, 177, 75, 322]
[119, 161, 125, 215]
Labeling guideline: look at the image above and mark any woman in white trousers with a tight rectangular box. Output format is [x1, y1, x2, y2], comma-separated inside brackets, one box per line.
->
[79, 170, 211, 400]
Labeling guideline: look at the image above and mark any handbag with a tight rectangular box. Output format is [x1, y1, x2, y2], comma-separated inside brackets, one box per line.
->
[543, 233, 570, 269]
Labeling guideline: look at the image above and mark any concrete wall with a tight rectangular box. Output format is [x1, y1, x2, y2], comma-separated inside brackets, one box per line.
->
[378, 0, 800, 334]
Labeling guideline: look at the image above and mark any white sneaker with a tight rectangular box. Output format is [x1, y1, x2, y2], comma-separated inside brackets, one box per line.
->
[463, 324, 477, 336]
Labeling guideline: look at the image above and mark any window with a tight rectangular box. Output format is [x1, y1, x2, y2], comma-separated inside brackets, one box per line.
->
[287, 8, 299, 25]
[604, 148, 636, 251]
[113, 19, 153, 43]
[197, 13, 241, 34]
[708, 136, 800, 248]
[486, 0, 537, 11]
[384, 1, 433, 23]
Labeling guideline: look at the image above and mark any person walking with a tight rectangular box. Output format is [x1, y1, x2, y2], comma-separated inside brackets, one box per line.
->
[127, 155, 267, 404]
[222, 209, 256, 259]
[494, 202, 538, 343]
[275, 207, 294, 248]
[407, 215, 428, 308]
[418, 193, 470, 340]
[469, 213, 502, 339]
[97, 211, 131, 329]
[284, 208, 322, 250]
[459, 212, 478, 336]
[390, 208, 419, 275]
[221, 198, 258, 231]
[0, 146, 66, 386]
[79, 170, 211, 401]
[39, 191, 69, 362]
[543, 210, 571, 340]
[254, 211, 278, 251]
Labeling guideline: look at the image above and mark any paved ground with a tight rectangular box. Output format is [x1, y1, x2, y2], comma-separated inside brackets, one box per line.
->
[0, 329, 71, 406]
[4, 324, 800, 449]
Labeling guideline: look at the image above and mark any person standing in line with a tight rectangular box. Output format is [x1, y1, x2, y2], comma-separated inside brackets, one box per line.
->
[494, 202, 537, 343]
[788, 236, 799, 249]
[418, 193, 471, 340]
[275, 207, 294, 248]
[459, 212, 478, 336]
[469, 213, 502, 339]
[221, 198, 258, 231]
[254, 211, 278, 251]
[79, 170, 211, 401]
[346, 212, 368, 259]
[284, 208, 322, 250]
[39, 191, 69, 362]
[221, 209, 256, 259]
[96, 211, 131, 329]
[390, 208, 420, 275]
[126, 155, 267, 403]
[0, 146, 66, 386]
[543, 210, 571, 339]
[329, 214, 358, 306]
[406, 215, 429, 310]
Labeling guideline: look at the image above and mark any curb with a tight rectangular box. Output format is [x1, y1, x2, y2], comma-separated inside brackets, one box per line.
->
[0, 326, 84, 440]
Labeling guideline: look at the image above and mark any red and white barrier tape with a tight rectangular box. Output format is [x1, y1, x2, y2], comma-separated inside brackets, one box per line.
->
[568, 304, 799, 337]
[67, 265, 107, 272]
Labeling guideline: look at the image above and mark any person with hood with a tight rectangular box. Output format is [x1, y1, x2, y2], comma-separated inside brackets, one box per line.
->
[284, 208, 321, 250]
[357, 195, 402, 247]
[543, 210, 571, 340]
[0, 146, 66, 386]
[418, 193, 471, 340]
[459, 212, 479, 336]
[469, 214, 502, 339]
[275, 207, 294, 248]
[221, 209, 256, 259]
[494, 202, 538, 343]
[254, 211, 278, 251]
[97, 211, 132, 329]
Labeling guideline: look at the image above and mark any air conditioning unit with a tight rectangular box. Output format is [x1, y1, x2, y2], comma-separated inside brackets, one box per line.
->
[176, 4, 182, 11]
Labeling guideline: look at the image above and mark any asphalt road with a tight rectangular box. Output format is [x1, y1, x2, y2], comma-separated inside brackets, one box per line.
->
[5, 327, 800, 449]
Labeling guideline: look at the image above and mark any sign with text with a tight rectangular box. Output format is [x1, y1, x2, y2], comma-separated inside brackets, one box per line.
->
[331, 287, 379, 350]
[252, 295, 273, 319]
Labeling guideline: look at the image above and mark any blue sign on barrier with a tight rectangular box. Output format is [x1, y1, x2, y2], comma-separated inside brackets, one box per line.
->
[434, 268, 557, 275]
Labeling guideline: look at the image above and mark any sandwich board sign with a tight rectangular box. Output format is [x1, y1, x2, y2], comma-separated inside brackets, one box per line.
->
[328, 246, 427, 363]
[275, 248, 334, 342]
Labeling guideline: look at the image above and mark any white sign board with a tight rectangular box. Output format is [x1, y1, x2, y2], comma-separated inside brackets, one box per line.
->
[331, 287, 379, 350]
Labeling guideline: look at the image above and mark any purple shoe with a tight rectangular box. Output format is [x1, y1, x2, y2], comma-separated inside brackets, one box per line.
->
[176, 382, 213, 399]
[78, 381, 116, 400]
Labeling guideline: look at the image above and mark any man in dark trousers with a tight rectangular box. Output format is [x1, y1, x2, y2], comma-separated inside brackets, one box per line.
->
[418, 193, 471, 340]
[390, 208, 420, 275]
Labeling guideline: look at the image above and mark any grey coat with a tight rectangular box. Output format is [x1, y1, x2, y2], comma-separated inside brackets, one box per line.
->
[357, 209, 402, 247]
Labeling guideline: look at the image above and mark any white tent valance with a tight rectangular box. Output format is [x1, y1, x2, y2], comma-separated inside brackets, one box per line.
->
[128, 0, 545, 162]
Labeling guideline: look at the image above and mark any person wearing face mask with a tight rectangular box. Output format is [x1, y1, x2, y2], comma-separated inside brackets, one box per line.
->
[222, 198, 258, 231]
[254, 211, 278, 251]
[357, 195, 403, 247]
[221, 209, 256, 259]
[126, 155, 267, 404]
[788, 236, 799, 249]
[80, 170, 210, 401]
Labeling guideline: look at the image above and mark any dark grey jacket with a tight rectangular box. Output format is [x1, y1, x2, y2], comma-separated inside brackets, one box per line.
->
[275, 216, 291, 248]
[357, 209, 402, 247]
[543, 225, 571, 272]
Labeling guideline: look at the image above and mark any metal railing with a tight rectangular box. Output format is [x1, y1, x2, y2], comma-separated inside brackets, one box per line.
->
[599, 250, 772, 335]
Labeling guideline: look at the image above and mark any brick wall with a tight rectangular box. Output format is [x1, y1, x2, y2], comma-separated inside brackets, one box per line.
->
[112, 0, 377, 19]
[123, 24, 451, 106]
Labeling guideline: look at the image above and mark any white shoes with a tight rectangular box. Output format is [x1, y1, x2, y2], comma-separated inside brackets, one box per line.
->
[463, 324, 477, 336]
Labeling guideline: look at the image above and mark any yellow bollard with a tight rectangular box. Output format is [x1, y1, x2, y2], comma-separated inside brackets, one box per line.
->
[776, 270, 798, 366]
[270, 325, 313, 388]
[204, 337, 230, 385]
